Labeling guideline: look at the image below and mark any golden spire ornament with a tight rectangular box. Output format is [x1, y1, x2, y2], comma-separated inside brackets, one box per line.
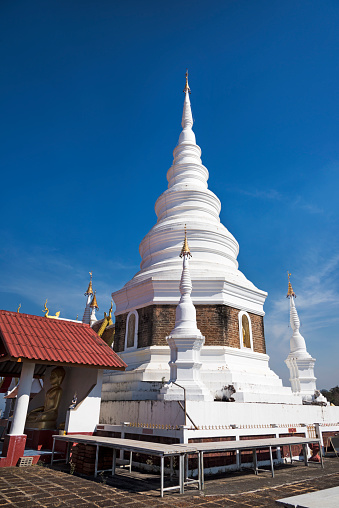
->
[180, 225, 192, 258]
[183, 69, 191, 94]
[17, 303, 21, 313]
[85, 272, 93, 296]
[286, 272, 296, 298]
[90, 290, 99, 310]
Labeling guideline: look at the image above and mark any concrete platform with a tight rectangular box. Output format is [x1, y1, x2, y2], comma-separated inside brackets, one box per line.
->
[277, 486, 339, 507]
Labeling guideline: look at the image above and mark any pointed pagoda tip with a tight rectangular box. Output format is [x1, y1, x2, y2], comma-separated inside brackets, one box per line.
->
[180, 224, 192, 258]
[183, 69, 191, 94]
[286, 272, 296, 298]
[90, 290, 99, 310]
[85, 271, 94, 296]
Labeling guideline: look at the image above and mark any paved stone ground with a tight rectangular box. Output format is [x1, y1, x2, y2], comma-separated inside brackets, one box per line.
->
[0, 458, 338, 507]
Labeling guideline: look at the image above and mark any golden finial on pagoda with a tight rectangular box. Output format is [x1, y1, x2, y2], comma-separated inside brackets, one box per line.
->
[42, 299, 49, 317]
[85, 271, 93, 296]
[180, 224, 192, 258]
[183, 69, 191, 94]
[90, 290, 99, 310]
[17, 304, 21, 313]
[286, 272, 296, 298]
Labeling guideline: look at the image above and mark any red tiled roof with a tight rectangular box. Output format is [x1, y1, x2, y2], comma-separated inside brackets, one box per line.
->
[0, 310, 126, 370]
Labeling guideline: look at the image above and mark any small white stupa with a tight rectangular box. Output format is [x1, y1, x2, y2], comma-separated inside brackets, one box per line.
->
[285, 273, 327, 404]
[158, 228, 213, 401]
[82, 272, 98, 326]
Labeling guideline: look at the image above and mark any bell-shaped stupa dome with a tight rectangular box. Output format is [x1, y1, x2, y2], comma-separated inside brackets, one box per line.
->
[114, 73, 266, 314]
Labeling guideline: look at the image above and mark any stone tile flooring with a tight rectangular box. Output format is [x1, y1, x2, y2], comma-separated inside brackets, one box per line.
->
[0, 458, 338, 507]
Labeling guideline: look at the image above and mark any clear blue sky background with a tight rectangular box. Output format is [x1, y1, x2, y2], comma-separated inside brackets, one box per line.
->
[1, 1, 338, 389]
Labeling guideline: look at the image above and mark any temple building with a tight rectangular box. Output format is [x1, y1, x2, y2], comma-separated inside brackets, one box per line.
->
[102, 73, 298, 407]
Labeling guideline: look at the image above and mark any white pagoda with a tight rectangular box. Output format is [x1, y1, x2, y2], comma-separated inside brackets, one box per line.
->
[102, 73, 297, 406]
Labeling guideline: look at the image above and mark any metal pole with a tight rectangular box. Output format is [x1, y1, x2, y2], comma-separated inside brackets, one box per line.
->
[302, 444, 308, 466]
[160, 455, 164, 498]
[94, 444, 99, 478]
[269, 446, 274, 478]
[172, 382, 186, 426]
[198, 451, 202, 491]
[179, 455, 184, 494]
[289, 444, 293, 464]
[200, 451, 205, 490]
[318, 441, 324, 469]
[252, 448, 257, 475]
[129, 451, 132, 472]
[66, 441, 71, 464]
[112, 448, 116, 476]
[51, 438, 55, 465]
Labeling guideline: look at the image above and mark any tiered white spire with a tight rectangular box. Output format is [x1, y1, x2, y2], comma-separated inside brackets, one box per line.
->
[285, 273, 326, 404]
[287, 275, 311, 359]
[113, 71, 266, 315]
[158, 229, 213, 401]
[82, 272, 98, 326]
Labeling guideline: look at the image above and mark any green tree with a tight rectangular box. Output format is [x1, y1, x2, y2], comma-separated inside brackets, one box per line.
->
[321, 386, 339, 405]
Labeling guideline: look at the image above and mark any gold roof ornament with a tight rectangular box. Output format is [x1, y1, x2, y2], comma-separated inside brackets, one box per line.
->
[17, 304, 21, 313]
[180, 225, 192, 258]
[42, 299, 49, 317]
[108, 300, 113, 325]
[85, 272, 93, 296]
[90, 291, 99, 310]
[98, 300, 114, 337]
[183, 69, 191, 94]
[286, 272, 296, 298]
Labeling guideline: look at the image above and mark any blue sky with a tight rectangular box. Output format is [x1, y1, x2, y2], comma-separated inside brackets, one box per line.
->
[1, 1, 338, 388]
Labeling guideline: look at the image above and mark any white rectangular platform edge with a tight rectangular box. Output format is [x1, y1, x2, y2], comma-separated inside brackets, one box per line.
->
[276, 486, 339, 508]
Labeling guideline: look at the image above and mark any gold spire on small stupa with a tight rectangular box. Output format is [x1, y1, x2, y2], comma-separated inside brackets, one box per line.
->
[286, 272, 296, 298]
[180, 225, 192, 258]
[85, 272, 93, 296]
[183, 69, 191, 94]
[90, 290, 99, 310]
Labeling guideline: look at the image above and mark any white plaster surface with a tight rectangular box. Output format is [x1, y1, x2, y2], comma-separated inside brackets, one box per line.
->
[159, 253, 213, 401]
[100, 399, 339, 429]
[66, 370, 103, 433]
[285, 295, 323, 403]
[10, 362, 35, 435]
[112, 81, 267, 316]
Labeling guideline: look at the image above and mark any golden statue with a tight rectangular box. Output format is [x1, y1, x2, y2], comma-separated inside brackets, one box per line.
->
[26, 366, 65, 430]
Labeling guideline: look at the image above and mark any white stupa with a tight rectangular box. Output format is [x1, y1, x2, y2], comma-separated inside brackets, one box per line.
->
[103, 73, 298, 405]
[113, 72, 266, 315]
[285, 274, 327, 405]
[158, 229, 213, 402]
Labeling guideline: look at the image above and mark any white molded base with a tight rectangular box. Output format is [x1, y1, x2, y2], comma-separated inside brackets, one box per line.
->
[103, 345, 301, 404]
